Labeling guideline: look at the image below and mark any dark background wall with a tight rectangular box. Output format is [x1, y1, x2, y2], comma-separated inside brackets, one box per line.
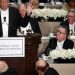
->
[21, 0, 65, 3]
[9, 0, 65, 3]
[21, 0, 29, 3]
[10, 0, 18, 2]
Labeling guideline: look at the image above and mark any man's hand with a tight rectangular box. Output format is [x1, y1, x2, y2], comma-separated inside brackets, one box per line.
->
[27, 2, 34, 15]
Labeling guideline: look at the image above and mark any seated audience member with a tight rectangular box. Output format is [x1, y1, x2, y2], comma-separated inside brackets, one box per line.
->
[35, 59, 59, 75]
[44, 25, 74, 56]
[0, 0, 20, 37]
[18, 3, 41, 35]
[62, 0, 75, 11]
[0, 60, 18, 75]
[60, 9, 75, 35]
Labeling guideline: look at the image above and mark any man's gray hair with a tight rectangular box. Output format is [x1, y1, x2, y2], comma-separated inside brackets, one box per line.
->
[68, 9, 75, 14]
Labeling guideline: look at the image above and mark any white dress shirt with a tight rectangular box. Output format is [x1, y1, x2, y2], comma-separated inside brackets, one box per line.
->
[20, 22, 33, 35]
[0, 8, 9, 37]
[56, 40, 65, 50]
[69, 22, 75, 35]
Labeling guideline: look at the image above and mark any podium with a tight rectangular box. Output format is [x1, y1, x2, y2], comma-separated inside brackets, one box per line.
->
[0, 33, 41, 75]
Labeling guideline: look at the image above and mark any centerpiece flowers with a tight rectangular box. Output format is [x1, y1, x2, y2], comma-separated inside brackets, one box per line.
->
[31, 8, 67, 20]
[49, 49, 75, 59]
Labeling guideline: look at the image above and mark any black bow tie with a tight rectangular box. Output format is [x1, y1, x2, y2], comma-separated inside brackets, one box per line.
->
[4, 17, 6, 22]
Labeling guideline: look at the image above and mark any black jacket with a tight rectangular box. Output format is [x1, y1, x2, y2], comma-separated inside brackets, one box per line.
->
[0, 68, 18, 75]
[32, 67, 59, 75]
[19, 15, 41, 34]
[45, 67, 59, 75]
[0, 7, 20, 37]
[44, 38, 74, 56]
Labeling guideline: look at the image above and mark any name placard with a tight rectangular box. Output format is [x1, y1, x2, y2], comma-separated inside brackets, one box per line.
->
[0, 37, 25, 57]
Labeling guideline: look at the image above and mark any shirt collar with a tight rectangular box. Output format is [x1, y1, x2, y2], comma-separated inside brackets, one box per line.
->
[69, 22, 75, 26]
[0, 8, 9, 13]
[57, 40, 65, 45]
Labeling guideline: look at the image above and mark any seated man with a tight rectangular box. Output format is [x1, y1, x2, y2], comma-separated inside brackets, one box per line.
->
[18, 3, 41, 35]
[44, 25, 74, 56]
[60, 9, 75, 35]
[0, 60, 18, 75]
[35, 59, 59, 75]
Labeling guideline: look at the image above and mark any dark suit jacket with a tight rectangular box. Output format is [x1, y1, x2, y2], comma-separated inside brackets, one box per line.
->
[0, 68, 18, 75]
[45, 67, 59, 75]
[0, 7, 20, 37]
[32, 67, 59, 75]
[19, 15, 41, 34]
[44, 38, 74, 56]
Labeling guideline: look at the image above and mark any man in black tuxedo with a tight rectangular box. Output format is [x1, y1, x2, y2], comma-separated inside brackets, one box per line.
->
[18, 3, 41, 35]
[60, 9, 75, 35]
[44, 25, 74, 56]
[0, 0, 20, 37]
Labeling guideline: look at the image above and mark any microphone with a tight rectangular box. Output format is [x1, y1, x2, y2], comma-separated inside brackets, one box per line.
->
[4, 17, 6, 22]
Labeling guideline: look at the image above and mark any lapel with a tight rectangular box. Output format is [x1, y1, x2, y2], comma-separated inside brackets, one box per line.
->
[63, 38, 68, 49]
[0, 12, 2, 29]
[0, 12, 3, 36]
[55, 39, 57, 49]
[51, 38, 57, 49]
[66, 20, 69, 30]
[9, 7, 11, 26]
[9, 7, 13, 27]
